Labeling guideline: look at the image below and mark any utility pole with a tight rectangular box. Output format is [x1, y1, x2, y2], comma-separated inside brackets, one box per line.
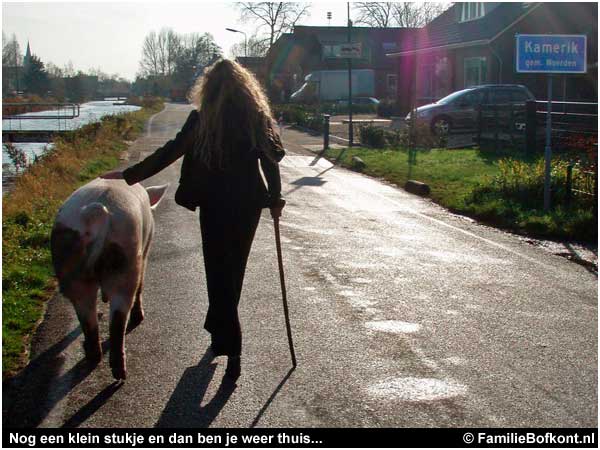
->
[14, 45, 20, 93]
[347, 2, 353, 146]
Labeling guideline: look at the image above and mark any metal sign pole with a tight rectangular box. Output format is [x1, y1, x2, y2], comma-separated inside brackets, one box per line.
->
[347, 2, 353, 146]
[544, 75, 553, 211]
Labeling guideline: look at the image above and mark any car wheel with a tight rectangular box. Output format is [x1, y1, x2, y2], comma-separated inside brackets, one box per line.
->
[432, 117, 451, 135]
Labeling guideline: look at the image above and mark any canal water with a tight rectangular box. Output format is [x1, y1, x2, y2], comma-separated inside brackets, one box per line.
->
[2, 100, 141, 168]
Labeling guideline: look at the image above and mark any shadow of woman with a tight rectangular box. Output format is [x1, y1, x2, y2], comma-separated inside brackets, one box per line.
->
[155, 348, 236, 428]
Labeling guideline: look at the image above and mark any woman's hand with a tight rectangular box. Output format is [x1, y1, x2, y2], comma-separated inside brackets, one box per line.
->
[100, 170, 124, 180]
[269, 197, 286, 219]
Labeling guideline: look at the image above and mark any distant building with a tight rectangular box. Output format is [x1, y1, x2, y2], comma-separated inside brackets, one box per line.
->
[387, 2, 598, 113]
[235, 56, 266, 81]
[263, 25, 417, 102]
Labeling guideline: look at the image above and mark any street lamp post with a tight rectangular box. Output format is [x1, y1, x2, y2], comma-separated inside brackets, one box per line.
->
[226, 28, 247, 57]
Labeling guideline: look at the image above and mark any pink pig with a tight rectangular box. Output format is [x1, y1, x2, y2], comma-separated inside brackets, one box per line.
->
[50, 178, 168, 380]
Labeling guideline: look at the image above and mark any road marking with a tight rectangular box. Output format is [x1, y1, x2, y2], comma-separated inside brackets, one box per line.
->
[367, 377, 467, 402]
[365, 320, 421, 334]
[145, 104, 172, 137]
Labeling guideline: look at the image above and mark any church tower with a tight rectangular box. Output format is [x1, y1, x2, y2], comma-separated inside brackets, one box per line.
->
[23, 41, 32, 72]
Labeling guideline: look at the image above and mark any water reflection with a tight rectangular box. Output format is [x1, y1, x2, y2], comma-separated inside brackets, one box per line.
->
[2, 100, 141, 167]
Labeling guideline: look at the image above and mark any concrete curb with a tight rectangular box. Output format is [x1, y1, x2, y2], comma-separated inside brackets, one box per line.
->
[404, 180, 431, 197]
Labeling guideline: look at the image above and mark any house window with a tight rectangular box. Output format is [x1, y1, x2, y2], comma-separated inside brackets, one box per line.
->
[322, 44, 336, 59]
[464, 57, 487, 87]
[460, 2, 485, 22]
[386, 74, 397, 96]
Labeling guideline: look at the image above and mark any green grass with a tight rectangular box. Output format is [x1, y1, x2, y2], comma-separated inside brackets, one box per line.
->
[325, 146, 596, 242]
[2, 100, 164, 379]
[326, 147, 508, 209]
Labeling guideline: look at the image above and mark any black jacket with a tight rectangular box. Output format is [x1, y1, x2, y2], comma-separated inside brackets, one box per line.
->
[123, 110, 285, 211]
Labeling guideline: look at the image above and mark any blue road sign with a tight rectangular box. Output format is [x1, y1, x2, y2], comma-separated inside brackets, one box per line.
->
[516, 34, 587, 73]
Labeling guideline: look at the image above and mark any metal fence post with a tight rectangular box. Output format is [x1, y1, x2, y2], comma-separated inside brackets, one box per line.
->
[509, 103, 515, 149]
[323, 114, 330, 150]
[595, 170, 598, 218]
[494, 103, 499, 151]
[565, 164, 573, 209]
[476, 104, 482, 148]
[525, 100, 537, 154]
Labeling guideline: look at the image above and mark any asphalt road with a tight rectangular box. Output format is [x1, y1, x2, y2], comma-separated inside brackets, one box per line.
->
[4, 103, 597, 428]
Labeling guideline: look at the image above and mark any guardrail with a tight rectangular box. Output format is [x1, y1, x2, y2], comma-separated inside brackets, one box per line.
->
[2, 103, 80, 120]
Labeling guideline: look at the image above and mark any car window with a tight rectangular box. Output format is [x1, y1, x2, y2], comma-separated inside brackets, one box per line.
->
[511, 89, 530, 102]
[437, 89, 475, 104]
[492, 89, 512, 104]
[460, 90, 483, 106]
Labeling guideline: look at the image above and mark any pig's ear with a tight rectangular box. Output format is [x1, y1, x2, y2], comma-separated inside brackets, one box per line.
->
[146, 184, 169, 210]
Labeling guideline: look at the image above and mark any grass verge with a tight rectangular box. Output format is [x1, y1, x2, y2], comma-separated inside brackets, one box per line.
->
[325, 146, 596, 243]
[2, 99, 164, 379]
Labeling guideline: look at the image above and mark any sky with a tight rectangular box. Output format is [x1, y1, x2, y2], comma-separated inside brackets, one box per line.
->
[2, 0, 355, 81]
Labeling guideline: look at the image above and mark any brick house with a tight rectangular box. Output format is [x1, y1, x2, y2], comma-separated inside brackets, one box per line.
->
[263, 25, 416, 102]
[387, 2, 598, 113]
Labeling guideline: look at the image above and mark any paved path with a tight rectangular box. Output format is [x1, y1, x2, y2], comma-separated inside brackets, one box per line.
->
[4, 103, 597, 428]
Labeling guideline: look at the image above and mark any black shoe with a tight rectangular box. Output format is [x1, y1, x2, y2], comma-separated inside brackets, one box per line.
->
[224, 356, 241, 382]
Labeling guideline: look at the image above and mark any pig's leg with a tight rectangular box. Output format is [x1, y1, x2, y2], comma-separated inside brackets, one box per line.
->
[103, 265, 140, 380]
[128, 238, 151, 331]
[66, 281, 102, 365]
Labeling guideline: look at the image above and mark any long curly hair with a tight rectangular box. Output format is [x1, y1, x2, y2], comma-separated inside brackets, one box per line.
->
[188, 59, 276, 169]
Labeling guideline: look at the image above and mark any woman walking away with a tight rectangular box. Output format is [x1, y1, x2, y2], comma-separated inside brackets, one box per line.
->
[102, 59, 285, 383]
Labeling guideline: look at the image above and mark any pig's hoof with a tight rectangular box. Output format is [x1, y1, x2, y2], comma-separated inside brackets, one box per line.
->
[83, 342, 102, 365]
[110, 353, 127, 380]
[127, 309, 144, 332]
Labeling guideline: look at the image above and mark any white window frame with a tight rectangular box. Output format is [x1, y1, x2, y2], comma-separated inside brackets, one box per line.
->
[460, 2, 486, 22]
[386, 74, 398, 96]
[464, 56, 487, 88]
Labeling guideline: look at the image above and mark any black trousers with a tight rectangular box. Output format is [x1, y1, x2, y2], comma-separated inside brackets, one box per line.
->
[200, 205, 262, 356]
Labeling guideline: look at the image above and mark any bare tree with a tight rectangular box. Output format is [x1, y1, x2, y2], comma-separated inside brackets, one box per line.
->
[45, 62, 64, 78]
[157, 28, 181, 76]
[392, 2, 448, 27]
[139, 31, 161, 76]
[2, 33, 22, 67]
[62, 61, 76, 77]
[229, 34, 270, 58]
[354, 2, 395, 27]
[139, 28, 182, 77]
[354, 2, 448, 28]
[236, 2, 311, 47]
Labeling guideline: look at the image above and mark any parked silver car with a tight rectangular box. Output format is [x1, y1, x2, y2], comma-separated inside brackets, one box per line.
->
[406, 85, 535, 134]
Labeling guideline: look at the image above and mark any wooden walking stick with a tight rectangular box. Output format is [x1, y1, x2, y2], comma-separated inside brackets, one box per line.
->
[272, 208, 297, 368]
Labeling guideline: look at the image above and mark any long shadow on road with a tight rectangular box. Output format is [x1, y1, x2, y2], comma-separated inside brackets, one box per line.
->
[2, 326, 97, 427]
[155, 349, 236, 428]
[250, 367, 295, 428]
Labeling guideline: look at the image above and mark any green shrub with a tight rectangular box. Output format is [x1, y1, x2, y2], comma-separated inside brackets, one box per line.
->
[359, 125, 387, 148]
[357, 123, 447, 149]
[272, 104, 324, 132]
[324, 102, 377, 115]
